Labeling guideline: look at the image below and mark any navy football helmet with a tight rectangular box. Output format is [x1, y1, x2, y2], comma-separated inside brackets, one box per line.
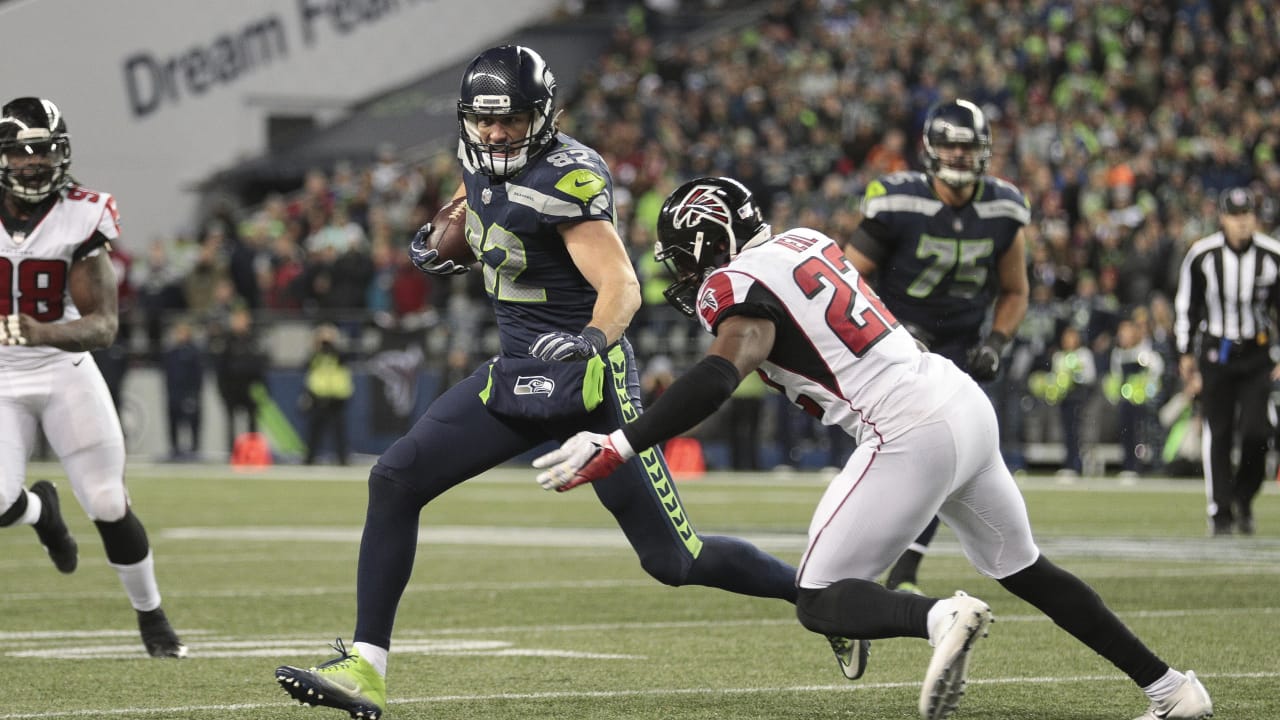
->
[921, 99, 991, 188]
[655, 177, 771, 317]
[0, 97, 72, 203]
[457, 45, 559, 180]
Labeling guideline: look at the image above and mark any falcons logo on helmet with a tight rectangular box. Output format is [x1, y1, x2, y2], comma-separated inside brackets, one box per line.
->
[671, 185, 733, 230]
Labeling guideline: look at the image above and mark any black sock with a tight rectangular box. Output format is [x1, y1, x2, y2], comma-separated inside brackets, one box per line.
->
[998, 555, 1168, 686]
[796, 578, 934, 639]
[886, 550, 923, 587]
[886, 516, 940, 587]
[95, 509, 150, 565]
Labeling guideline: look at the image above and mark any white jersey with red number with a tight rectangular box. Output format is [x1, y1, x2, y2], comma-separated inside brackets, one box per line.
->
[693, 227, 1040, 588]
[0, 184, 120, 369]
[695, 227, 965, 445]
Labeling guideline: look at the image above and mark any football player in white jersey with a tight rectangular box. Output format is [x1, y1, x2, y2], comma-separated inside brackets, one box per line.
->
[533, 177, 1213, 720]
[0, 97, 186, 658]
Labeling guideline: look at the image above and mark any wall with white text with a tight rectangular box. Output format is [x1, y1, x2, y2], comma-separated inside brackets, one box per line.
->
[0, 0, 557, 249]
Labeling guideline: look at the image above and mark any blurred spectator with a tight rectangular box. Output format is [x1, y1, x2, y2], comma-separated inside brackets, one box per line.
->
[862, 127, 909, 176]
[639, 353, 675, 408]
[186, 227, 231, 318]
[1157, 370, 1203, 478]
[1031, 324, 1097, 477]
[301, 323, 354, 466]
[288, 168, 336, 224]
[229, 219, 273, 309]
[212, 308, 268, 455]
[365, 238, 399, 325]
[265, 222, 307, 310]
[132, 238, 191, 359]
[163, 320, 204, 461]
[1104, 318, 1165, 477]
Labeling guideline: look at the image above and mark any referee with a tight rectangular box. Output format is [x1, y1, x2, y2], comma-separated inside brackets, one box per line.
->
[1174, 186, 1280, 536]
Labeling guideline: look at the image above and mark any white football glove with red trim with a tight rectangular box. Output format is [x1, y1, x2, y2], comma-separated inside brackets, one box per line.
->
[533, 429, 635, 492]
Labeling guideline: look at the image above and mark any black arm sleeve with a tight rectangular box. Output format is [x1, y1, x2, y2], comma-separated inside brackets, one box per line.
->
[72, 230, 111, 262]
[844, 219, 894, 267]
[622, 354, 742, 452]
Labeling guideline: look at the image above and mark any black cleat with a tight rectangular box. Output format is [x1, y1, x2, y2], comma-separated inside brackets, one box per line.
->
[30, 481, 77, 574]
[138, 608, 188, 658]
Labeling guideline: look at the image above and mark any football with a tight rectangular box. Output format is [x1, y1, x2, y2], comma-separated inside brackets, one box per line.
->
[423, 197, 475, 266]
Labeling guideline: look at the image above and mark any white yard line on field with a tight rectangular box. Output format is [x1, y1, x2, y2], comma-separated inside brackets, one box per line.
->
[3, 607, 1277, 653]
[153, 525, 1280, 562]
[0, 672, 1275, 719]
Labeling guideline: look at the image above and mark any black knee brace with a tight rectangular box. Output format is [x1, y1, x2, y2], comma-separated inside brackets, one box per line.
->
[796, 578, 933, 639]
[94, 508, 151, 565]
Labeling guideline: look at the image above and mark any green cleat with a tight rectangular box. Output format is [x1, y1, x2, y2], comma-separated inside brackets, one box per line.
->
[276, 639, 386, 720]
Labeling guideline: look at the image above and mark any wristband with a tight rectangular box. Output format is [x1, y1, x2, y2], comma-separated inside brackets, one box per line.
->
[581, 326, 609, 354]
[606, 428, 636, 460]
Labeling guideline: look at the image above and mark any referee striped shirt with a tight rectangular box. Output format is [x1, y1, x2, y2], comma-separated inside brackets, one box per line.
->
[1174, 231, 1280, 355]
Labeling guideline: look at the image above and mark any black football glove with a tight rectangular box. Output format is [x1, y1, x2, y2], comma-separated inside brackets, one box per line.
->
[529, 327, 609, 362]
[408, 223, 469, 275]
[967, 331, 1011, 382]
[899, 321, 936, 353]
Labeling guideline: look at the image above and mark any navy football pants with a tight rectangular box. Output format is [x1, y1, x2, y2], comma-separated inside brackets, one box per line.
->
[353, 341, 798, 648]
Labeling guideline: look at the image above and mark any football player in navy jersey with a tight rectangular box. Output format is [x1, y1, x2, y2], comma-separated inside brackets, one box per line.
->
[0, 97, 186, 659]
[533, 176, 1211, 720]
[841, 99, 1030, 594]
[275, 46, 801, 720]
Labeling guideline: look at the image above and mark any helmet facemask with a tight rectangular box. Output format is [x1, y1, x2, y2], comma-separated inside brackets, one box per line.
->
[459, 106, 554, 180]
[925, 139, 986, 187]
[655, 235, 729, 317]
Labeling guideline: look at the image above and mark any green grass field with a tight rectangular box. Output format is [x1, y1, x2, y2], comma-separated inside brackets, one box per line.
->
[1, 461, 1276, 719]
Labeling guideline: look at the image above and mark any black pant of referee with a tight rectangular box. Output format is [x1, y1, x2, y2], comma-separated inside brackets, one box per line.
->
[1197, 337, 1271, 535]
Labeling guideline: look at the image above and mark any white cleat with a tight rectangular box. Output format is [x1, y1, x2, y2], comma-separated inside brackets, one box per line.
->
[1133, 671, 1213, 720]
[919, 591, 992, 720]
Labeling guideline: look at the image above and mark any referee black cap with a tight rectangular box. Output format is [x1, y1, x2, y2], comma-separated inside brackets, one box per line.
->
[1219, 186, 1257, 215]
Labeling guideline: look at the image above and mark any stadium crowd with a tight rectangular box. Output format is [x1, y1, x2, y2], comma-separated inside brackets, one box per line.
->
[122, 0, 1280, 473]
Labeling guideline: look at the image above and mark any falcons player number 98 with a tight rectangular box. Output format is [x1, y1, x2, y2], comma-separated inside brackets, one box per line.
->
[0, 96, 186, 658]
